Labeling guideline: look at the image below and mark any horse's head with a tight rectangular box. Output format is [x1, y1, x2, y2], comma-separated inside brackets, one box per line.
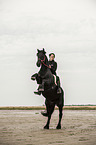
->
[36, 48, 46, 67]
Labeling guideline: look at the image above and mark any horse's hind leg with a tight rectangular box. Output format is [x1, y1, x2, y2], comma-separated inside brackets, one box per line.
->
[44, 103, 55, 129]
[56, 106, 63, 129]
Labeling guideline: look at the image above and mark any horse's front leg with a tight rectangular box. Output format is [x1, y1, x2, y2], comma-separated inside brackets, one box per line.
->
[44, 115, 51, 129]
[44, 103, 55, 129]
[56, 106, 63, 129]
[31, 73, 42, 85]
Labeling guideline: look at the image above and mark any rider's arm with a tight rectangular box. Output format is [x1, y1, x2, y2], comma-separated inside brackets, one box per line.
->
[50, 62, 57, 74]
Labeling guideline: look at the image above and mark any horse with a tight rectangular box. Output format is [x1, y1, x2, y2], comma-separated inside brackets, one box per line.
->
[31, 48, 64, 129]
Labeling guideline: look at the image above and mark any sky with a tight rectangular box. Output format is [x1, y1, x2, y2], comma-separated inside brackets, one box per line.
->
[0, 0, 96, 106]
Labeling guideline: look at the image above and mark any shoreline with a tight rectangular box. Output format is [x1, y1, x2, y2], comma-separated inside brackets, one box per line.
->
[0, 105, 96, 110]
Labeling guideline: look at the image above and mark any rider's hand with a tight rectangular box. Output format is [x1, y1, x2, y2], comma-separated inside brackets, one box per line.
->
[49, 65, 51, 68]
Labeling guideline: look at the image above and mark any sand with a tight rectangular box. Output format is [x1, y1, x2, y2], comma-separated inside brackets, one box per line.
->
[0, 110, 96, 145]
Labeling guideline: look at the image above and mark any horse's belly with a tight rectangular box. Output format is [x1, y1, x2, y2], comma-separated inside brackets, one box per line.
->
[42, 86, 59, 101]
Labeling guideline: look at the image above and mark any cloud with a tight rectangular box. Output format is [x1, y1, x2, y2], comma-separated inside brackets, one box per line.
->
[0, 0, 96, 105]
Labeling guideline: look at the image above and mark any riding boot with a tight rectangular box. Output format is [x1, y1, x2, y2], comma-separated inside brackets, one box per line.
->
[57, 80, 62, 94]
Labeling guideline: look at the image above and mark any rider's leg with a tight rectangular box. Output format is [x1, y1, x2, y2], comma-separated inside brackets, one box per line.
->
[56, 76, 62, 94]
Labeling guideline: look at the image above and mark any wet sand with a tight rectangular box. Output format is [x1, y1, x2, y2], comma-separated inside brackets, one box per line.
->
[0, 110, 96, 145]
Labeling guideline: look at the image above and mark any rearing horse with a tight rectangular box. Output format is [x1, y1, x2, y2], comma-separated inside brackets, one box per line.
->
[31, 48, 64, 129]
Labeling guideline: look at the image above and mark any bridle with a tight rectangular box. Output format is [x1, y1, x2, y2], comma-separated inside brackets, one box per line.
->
[38, 55, 49, 68]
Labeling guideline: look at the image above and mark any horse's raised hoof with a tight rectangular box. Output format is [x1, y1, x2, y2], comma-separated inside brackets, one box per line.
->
[31, 76, 36, 81]
[56, 125, 61, 129]
[34, 91, 41, 95]
[44, 125, 49, 129]
[41, 111, 48, 117]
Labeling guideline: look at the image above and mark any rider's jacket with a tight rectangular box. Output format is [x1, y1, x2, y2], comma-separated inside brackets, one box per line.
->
[48, 60, 57, 75]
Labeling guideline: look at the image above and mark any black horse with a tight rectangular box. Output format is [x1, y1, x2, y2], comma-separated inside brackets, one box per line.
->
[31, 48, 64, 129]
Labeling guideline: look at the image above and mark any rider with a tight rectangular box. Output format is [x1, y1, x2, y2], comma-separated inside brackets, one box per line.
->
[48, 53, 61, 94]
[48, 53, 57, 75]
[34, 52, 61, 95]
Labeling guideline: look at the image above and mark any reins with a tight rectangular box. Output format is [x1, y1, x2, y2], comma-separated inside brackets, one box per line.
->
[39, 56, 49, 68]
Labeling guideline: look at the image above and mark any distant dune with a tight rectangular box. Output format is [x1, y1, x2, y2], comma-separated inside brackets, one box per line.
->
[0, 105, 96, 110]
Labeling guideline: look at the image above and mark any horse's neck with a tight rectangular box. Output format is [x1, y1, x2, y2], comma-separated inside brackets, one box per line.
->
[39, 55, 49, 76]
[40, 64, 47, 76]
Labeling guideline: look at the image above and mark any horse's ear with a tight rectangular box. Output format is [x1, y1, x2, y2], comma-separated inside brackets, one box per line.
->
[43, 48, 46, 54]
[37, 49, 40, 52]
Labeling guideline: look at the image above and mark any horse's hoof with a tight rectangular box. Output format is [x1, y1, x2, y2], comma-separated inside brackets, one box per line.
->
[56, 125, 61, 129]
[34, 91, 41, 95]
[41, 111, 48, 117]
[44, 125, 49, 129]
[31, 76, 36, 80]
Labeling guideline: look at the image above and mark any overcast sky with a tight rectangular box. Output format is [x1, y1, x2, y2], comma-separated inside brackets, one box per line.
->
[0, 0, 96, 106]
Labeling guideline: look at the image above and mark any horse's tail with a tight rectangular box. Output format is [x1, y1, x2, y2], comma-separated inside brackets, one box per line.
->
[61, 88, 64, 106]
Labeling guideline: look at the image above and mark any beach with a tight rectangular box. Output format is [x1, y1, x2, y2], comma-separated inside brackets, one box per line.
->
[0, 110, 96, 145]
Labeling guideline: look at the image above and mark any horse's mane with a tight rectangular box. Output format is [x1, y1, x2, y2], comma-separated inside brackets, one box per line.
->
[45, 55, 49, 65]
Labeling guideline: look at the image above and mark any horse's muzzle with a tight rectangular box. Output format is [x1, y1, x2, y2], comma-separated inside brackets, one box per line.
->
[36, 61, 41, 67]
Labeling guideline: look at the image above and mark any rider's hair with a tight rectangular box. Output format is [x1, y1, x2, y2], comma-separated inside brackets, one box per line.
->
[49, 53, 55, 58]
